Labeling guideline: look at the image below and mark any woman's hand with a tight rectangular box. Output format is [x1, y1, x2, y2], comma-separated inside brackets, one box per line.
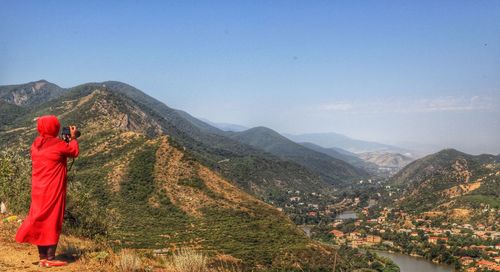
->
[70, 126, 78, 140]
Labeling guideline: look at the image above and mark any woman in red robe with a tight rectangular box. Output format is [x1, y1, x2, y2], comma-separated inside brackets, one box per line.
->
[15, 115, 79, 267]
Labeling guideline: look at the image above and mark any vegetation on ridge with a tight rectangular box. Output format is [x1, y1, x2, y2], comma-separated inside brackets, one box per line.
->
[0, 81, 381, 270]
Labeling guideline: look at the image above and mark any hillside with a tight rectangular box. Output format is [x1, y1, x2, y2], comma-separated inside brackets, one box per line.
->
[227, 127, 368, 186]
[0, 81, 333, 204]
[299, 142, 380, 175]
[299, 142, 413, 177]
[0, 80, 64, 107]
[359, 152, 413, 169]
[0, 85, 348, 269]
[199, 118, 249, 132]
[101, 81, 336, 199]
[0, 80, 64, 127]
[388, 149, 500, 224]
[358, 151, 413, 177]
[0, 80, 375, 270]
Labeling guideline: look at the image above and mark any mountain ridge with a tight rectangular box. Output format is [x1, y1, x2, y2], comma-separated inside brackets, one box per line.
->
[285, 132, 411, 155]
[1, 80, 335, 201]
[299, 142, 379, 174]
[0, 81, 344, 269]
[228, 126, 369, 186]
[0, 79, 65, 107]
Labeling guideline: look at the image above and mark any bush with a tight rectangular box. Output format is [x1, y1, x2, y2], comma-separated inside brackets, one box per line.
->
[0, 151, 31, 214]
[64, 177, 112, 238]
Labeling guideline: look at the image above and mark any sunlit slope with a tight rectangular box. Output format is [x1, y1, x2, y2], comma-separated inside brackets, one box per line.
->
[389, 149, 499, 224]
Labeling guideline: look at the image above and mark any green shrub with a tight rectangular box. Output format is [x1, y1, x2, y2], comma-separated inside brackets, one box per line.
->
[0, 151, 31, 214]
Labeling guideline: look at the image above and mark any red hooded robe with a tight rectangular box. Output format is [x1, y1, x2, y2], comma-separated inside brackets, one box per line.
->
[15, 115, 79, 245]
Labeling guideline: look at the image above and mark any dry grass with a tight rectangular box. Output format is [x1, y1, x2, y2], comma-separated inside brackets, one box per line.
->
[171, 248, 208, 272]
[211, 262, 243, 272]
[115, 249, 144, 272]
[157, 248, 243, 272]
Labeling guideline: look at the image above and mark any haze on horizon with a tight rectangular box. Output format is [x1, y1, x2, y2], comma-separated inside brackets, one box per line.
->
[1, 1, 499, 155]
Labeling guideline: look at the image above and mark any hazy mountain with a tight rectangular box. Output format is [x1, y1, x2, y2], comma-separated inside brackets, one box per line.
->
[199, 118, 249, 132]
[299, 142, 377, 172]
[300, 142, 414, 177]
[389, 148, 499, 224]
[0, 81, 344, 269]
[359, 152, 413, 169]
[228, 127, 368, 186]
[286, 132, 411, 154]
[358, 151, 414, 176]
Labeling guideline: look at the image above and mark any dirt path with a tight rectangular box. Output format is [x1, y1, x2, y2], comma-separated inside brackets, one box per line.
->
[0, 218, 110, 272]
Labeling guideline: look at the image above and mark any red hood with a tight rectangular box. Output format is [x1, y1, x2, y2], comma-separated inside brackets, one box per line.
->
[34, 115, 61, 149]
[37, 115, 60, 137]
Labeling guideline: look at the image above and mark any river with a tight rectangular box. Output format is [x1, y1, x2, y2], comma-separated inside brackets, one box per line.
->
[375, 251, 455, 272]
[335, 210, 358, 220]
[335, 211, 454, 271]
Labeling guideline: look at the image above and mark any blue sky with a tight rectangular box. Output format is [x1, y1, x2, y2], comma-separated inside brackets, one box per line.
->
[1, 1, 499, 154]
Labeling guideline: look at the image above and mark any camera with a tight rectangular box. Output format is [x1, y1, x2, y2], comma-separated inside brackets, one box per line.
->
[61, 126, 81, 143]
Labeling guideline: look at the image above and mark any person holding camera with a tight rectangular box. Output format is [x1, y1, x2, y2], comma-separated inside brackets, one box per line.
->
[15, 115, 79, 267]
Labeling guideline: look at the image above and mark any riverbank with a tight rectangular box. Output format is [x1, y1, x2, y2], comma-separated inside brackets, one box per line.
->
[374, 251, 455, 272]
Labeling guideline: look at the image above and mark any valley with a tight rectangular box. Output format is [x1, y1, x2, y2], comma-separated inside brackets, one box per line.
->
[305, 150, 500, 272]
[0, 80, 395, 271]
[0, 80, 498, 271]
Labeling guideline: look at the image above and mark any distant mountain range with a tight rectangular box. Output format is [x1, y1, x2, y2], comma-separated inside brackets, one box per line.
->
[299, 142, 413, 177]
[199, 118, 248, 132]
[204, 120, 413, 155]
[285, 132, 413, 155]
[226, 127, 368, 186]
[358, 152, 413, 169]
[299, 142, 378, 173]
[201, 118, 416, 176]
[358, 151, 414, 176]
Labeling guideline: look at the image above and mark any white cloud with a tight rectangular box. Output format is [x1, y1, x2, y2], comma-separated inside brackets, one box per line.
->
[318, 95, 499, 114]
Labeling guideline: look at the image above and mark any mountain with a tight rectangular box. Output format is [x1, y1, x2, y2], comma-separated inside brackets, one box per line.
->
[0, 81, 335, 202]
[299, 142, 413, 177]
[358, 152, 413, 169]
[0, 80, 65, 107]
[299, 142, 380, 172]
[200, 118, 249, 132]
[84, 81, 334, 199]
[227, 127, 368, 186]
[388, 149, 499, 224]
[0, 81, 344, 269]
[358, 151, 414, 176]
[286, 132, 411, 154]
[0, 80, 65, 126]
